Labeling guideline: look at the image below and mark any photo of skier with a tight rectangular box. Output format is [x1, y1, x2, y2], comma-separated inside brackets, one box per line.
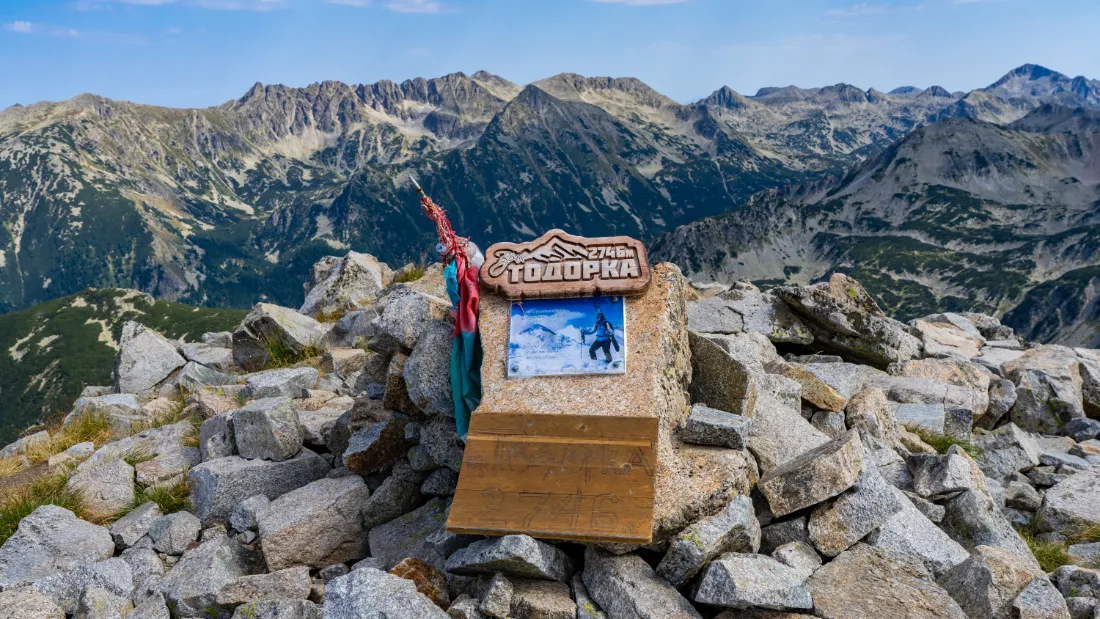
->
[507, 296, 627, 377]
[581, 301, 620, 364]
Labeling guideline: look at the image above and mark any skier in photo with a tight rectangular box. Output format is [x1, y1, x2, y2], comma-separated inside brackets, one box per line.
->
[581, 307, 620, 363]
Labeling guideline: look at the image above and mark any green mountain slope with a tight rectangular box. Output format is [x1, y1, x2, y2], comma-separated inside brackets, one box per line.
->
[0, 289, 245, 445]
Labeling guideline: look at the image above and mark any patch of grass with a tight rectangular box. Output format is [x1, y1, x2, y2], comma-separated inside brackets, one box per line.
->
[1069, 524, 1100, 545]
[0, 456, 22, 478]
[314, 308, 348, 324]
[904, 425, 981, 457]
[394, 264, 426, 284]
[1016, 514, 1076, 572]
[145, 479, 191, 515]
[22, 411, 113, 468]
[0, 468, 86, 546]
[119, 446, 154, 467]
[259, 333, 322, 370]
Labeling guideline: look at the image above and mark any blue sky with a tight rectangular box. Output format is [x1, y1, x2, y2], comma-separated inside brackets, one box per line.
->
[1, 0, 1097, 110]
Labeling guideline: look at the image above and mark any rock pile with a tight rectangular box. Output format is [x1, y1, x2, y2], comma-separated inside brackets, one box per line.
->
[2, 257, 1100, 619]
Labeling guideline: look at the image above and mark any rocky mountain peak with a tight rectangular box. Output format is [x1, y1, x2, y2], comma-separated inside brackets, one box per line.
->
[699, 85, 750, 109]
[920, 85, 953, 98]
[889, 86, 921, 96]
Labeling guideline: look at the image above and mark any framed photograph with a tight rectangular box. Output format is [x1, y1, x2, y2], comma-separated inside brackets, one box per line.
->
[507, 296, 627, 378]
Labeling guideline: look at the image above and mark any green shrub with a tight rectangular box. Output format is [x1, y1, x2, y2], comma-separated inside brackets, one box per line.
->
[259, 334, 321, 370]
[394, 265, 426, 284]
[145, 480, 191, 515]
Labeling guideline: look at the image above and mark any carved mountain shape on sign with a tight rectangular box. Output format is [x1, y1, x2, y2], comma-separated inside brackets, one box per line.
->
[480, 229, 652, 300]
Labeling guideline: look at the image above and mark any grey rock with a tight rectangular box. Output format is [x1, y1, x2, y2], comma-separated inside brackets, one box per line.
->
[403, 318, 457, 417]
[1005, 346, 1085, 434]
[115, 322, 187, 394]
[188, 448, 331, 525]
[866, 486, 969, 577]
[298, 408, 346, 448]
[446, 594, 485, 619]
[1005, 480, 1043, 512]
[478, 573, 512, 619]
[408, 445, 438, 471]
[985, 379, 1018, 429]
[368, 498, 463, 570]
[1068, 542, 1100, 566]
[421, 468, 458, 497]
[688, 332, 758, 418]
[809, 544, 967, 619]
[775, 274, 922, 366]
[681, 404, 751, 449]
[687, 295, 745, 334]
[361, 477, 424, 529]
[135, 447, 201, 489]
[229, 495, 270, 532]
[975, 423, 1042, 480]
[258, 476, 371, 571]
[202, 332, 234, 347]
[807, 465, 905, 557]
[157, 535, 258, 619]
[1038, 468, 1100, 534]
[350, 557, 386, 572]
[319, 564, 349, 583]
[1063, 418, 1100, 442]
[232, 304, 326, 372]
[343, 413, 410, 475]
[149, 512, 201, 556]
[747, 387, 832, 475]
[938, 545, 1042, 619]
[582, 548, 701, 619]
[759, 516, 809, 555]
[110, 502, 163, 550]
[571, 573, 606, 619]
[324, 308, 378, 350]
[233, 600, 320, 619]
[300, 251, 392, 318]
[120, 547, 165, 604]
[0, 431, 49, 459]
[810, 410, 847, 438]
[373, 288, 450, 350]
[0, 586, 65, 619]
[1012, 577, 1071, 619]
[908, 447, 973, 498]
[65, 457, 136, 518]
[8, 504, 111, 580]
[941, 451, 1041, 572]
[656, 495, 760, 587]
[200, 414, 236, 461]
[903, 492, 946, 523]
[445, 535, 573, 582]
[692, 553, 813, 611]
[31, 559, 132, 615]
[244, 368, 319, 400]
[771, 541, 821, 574]
[73, 587, 132, 619]
[508, 578, 575, 619]
[758, 428, 864, 517]
[323, 568, 448, 619]
[176, 362, 234, 392]
[215, 566, 311, 605]
[179, 344, 234, 373]
[1065, 597, 1096, 619]
[1052, 565, 1100, 599]
[420, 415, 465, 472]
[70, 393, 147, 434]
[233, 397, 304, 462]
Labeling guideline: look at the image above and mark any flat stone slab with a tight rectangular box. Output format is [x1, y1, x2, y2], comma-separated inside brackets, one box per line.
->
[444, 535, 575, 582]
[758, 429, 864, 518]
[692, 553, 813, 611]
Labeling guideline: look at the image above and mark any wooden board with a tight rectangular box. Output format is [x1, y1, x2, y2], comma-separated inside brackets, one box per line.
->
[447, 413, 658, 544]
[479, 229, 652, 300]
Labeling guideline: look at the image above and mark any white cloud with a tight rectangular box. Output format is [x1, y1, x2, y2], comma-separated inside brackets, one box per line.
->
[4, 20, 34, 33]
[592, 0, 689, 5]
[825, 3, 885, 16]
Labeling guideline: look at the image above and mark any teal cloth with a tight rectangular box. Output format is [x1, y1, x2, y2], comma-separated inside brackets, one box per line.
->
[444, 261, 482, 439]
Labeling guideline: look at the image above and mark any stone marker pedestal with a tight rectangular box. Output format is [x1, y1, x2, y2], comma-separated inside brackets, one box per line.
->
[447, 264, 757, 545]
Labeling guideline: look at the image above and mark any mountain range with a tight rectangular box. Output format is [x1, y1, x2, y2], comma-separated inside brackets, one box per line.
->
[2, 63, 1099, 340]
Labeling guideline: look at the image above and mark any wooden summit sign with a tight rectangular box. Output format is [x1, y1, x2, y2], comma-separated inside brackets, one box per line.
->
[447, 413, 657, 544]
[480, 229, 651, 299]
[448, 229, 664, 545]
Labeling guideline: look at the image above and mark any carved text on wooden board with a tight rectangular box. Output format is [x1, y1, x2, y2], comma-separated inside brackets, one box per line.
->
[480, 229, 652, 299]
[447, 413, 657, 544]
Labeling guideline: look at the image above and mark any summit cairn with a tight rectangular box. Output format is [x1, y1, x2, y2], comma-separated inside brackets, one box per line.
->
[1, 250, 1098, 618]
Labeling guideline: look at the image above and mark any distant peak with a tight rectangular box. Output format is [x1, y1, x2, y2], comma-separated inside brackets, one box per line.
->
[889, 86, 920, 96]
[700, 85, 749, 109]
[919, 85, 953, 98]
[240, 82, 265, 102]
[987, 63, 1067, 89]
